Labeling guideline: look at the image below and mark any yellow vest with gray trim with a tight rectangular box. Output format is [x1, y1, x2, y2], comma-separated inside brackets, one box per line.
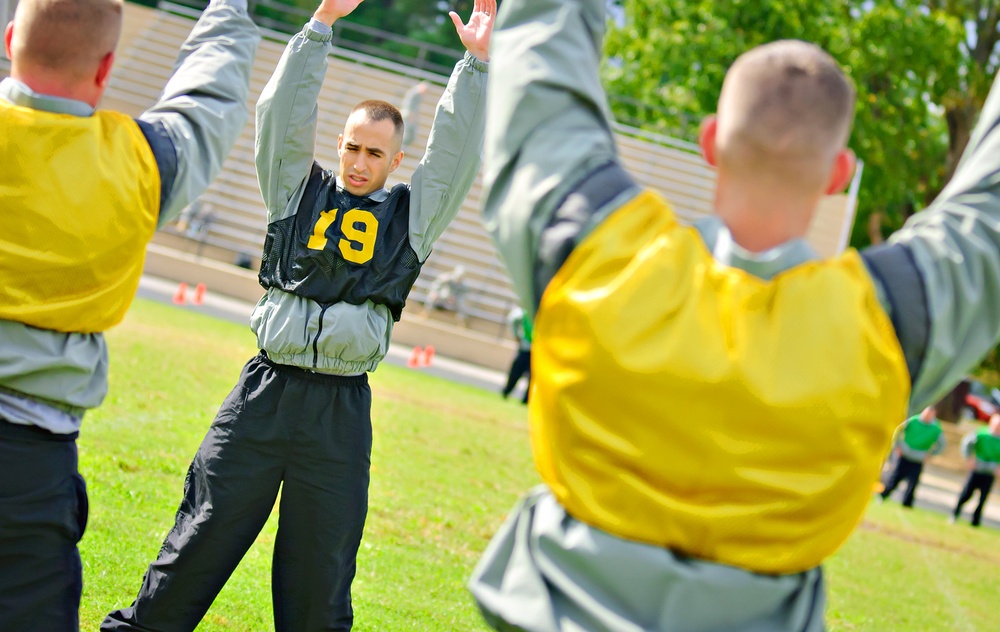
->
[531, 190, 910, 574]
[0, 100, 160, 333]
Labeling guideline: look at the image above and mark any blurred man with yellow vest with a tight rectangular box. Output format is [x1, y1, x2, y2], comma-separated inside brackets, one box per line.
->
[951, 414, 1000, 527]
[0, 1, 259, 630]
[468, 0, 1000, 630]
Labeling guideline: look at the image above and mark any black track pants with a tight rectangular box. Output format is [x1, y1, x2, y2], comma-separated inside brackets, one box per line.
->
[103, 353, 372, 632]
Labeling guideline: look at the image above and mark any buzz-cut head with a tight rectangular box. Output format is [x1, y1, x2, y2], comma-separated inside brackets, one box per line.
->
[715, 40, 856, 191]
[9, 0, 124, 81]
[350, 99, 405, 152]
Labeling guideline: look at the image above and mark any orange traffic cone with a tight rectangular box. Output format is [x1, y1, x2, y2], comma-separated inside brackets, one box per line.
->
[192, 283, 207, 305]
[407, 346, 424, 368]
[172, 282, 188, 305]
[422, 345, 435, 367]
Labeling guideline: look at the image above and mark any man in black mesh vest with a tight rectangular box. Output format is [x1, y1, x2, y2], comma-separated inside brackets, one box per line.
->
[104, 1, 493, 630]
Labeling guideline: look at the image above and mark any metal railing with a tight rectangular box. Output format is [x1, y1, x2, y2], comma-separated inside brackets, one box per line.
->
[161, 0, 467, 75]
[152, 0, 687, 127]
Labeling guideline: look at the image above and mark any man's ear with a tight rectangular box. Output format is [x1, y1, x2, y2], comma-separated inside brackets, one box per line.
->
[699, 115, 719, 167]
[389, 150, 404, 173]
[825, 148, 856, 195]
[4, 22, 14, 61]
[95, 51, 115, 88]
[337, 133, 344, 155]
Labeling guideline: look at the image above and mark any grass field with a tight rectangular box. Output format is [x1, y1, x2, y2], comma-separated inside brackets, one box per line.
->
[77, 299, 999, 631]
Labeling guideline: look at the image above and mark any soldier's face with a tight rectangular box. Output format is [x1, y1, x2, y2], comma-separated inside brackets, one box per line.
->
[338, 112, 403, 197]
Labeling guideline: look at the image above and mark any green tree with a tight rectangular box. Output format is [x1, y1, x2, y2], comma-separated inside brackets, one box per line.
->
[927, 1, 1000, 178]
[603, 0, 964, 247]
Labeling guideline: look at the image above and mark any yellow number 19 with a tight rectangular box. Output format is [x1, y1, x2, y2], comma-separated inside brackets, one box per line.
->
[307, 208, 380, 265]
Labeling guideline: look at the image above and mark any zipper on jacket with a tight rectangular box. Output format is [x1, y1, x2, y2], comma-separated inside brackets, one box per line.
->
[313, 305, 330, 368]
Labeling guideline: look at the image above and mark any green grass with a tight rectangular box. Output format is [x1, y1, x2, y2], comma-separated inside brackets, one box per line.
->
[78, 298, 999, 631]
[827, 505, 1000, 631]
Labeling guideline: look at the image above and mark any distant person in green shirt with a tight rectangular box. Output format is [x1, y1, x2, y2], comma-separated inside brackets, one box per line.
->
[950, 414, 1000, 527]
[501, 307, 532, 404]
[879, 406, 945, 507]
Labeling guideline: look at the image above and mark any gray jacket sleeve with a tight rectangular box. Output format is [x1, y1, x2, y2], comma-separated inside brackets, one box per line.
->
[961, 433, 977, 459]
[483, 0, 630, 315]
[139, 0, 260, 227]
[408, 53, 488, 261]
[255, 20, 331, 223]
[890, 421, 907, 449]
[931, 432, 946, 456]
[864, 71, 1000, 413]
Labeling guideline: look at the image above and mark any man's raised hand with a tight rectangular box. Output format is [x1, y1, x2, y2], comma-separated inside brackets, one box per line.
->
[314, 0, 365, 27]
[449, 0, 496, 62]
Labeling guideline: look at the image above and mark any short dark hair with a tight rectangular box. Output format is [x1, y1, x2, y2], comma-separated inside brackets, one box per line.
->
[12, 0, 123, 80]
[351, 99, 405, 145]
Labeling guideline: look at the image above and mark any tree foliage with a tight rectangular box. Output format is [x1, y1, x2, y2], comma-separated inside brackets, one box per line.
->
[927, 1, 1000, 179]
[603, 0, 970, 247]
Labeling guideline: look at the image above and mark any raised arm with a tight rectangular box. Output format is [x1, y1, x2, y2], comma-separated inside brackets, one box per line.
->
[137, 0, 260, 227]
[407, 0, 493, 261]
[863, 71, 1000, 412]
[255, 0, 363, 221]
[961, 433, 977, 461]
[483, 0, 631, 314]
[889, 421, 907, 451]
